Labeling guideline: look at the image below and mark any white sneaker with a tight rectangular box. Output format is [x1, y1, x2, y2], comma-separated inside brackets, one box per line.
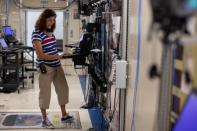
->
[42, 119, 55, 129]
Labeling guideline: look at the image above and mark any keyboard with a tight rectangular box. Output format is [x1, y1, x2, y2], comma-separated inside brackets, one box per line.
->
[5, 35, 18, 43]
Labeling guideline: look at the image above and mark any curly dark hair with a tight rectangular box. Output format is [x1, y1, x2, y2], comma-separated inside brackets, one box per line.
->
[35, 9, 57, 32]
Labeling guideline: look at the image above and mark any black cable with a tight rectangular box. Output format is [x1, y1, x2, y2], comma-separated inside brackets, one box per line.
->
[108, 84, 112, 118]
[109, 88, 118, 122]
[107, 54, 119, 123]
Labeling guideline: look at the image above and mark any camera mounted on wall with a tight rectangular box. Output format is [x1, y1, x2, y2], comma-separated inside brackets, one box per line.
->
[150, 0, 197, 43]
[149, 0, 197, 79]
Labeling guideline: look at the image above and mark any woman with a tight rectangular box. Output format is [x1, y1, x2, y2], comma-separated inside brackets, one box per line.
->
[31, 9, 73, 128]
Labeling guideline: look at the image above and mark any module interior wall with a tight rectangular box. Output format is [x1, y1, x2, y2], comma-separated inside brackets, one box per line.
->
[0, 0, 20, 40]
[0, 0, 73, 45]
[125, 0, 162, 131]
[22, 0, 68, 8]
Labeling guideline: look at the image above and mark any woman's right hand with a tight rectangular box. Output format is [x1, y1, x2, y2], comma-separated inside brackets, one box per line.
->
[58, 52, 73, 59]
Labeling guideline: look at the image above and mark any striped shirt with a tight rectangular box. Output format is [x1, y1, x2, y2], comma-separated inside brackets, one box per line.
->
[31, 30, 61, 67]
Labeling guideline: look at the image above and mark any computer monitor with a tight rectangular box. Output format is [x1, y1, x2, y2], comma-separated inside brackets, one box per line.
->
[11, 29, 16, 36]
[79, 33, 84, 42]
[79, 32, 93, 55]
[2, 26, 12, 36]
[0, 38, 8, 48]
[173, 90, 197, 131]
[2, 26, 18, 43]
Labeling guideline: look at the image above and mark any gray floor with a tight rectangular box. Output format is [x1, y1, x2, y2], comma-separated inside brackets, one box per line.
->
[0, 59, 92, 131]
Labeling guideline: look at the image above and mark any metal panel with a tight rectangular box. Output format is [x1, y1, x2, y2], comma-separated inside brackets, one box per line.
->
[119, 0, 129, 131]
[156, 43, 174, 131]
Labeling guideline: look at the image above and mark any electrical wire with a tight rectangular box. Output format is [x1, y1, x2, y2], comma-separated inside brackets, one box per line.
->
[103, 52, 122, 125]
[13, 0, 76, 10]
[103, 1, 122, 125]
[131, 0, 142, 131]
[125, 0, 129, 60]
[109, 88, 119, 122]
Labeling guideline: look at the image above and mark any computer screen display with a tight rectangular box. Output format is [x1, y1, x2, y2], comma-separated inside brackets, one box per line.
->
[79, 33, 93, 55]
[79, 33, 84, 42]
[0, 38, 8, 48]
[11, 30, 16, 36]
[173, 91, 197, 131]
[2, 26, 12, 36]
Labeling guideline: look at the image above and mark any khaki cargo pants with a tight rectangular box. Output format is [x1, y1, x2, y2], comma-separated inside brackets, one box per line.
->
[38, 65, 69, 109]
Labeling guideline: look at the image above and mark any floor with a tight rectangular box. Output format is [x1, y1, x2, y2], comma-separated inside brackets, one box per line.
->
[0, 59, 92, 131]
[0, 53, 162, 131]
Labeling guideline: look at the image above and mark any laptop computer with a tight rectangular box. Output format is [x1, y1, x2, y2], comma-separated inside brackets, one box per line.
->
[2, 26, 18, 43]
[0, 38, 9, 48]
[0, 38, 18, 51]
[173, 90, 197, 131]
